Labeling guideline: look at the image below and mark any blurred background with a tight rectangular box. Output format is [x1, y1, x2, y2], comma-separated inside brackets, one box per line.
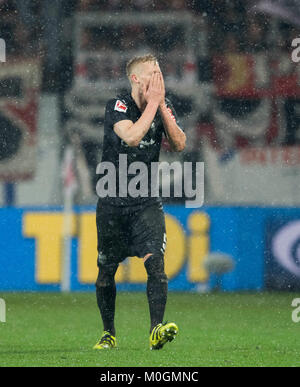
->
[0, 0, 300, 293]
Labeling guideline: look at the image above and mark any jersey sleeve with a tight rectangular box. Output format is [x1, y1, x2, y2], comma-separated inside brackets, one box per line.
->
[105, 98, 132, 128]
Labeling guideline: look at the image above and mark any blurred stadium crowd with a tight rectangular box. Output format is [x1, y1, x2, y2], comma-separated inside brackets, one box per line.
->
[0, 0, 299, 204]
[2, 1, 297, 56]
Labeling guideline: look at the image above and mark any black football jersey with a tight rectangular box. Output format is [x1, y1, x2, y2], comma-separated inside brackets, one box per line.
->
[97, 92, 180, 208]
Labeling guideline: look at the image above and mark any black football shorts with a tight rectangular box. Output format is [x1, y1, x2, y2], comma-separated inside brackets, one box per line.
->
[96, 201, 167, 266]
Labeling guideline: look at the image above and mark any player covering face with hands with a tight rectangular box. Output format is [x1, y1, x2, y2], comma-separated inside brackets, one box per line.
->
[142, 67, 165, 104]
[113, 58, 185, 151]
[94, 54, 186, 350]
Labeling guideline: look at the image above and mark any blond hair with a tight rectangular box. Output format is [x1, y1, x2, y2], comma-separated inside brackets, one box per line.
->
[126, 54, 158, 80]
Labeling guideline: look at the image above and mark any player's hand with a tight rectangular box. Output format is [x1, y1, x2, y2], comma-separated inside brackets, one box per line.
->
[143, 73, 164, 106]
[159, 72, 166, 107]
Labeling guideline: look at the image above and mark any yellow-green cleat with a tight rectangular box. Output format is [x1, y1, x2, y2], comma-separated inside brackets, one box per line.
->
[149, 322, 178, 350]
[93, 331, 117, 350]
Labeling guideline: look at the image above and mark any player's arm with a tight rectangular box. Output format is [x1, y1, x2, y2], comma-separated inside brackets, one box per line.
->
[113, 101, 158, 147]
[159, 74, 186, 152]
[113, 73, 163, 147]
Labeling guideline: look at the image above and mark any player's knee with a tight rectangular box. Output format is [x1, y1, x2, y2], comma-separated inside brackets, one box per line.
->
[143, 253, 153, 263]
[96, 263, 117, 288]
[144, 253, 167, 283]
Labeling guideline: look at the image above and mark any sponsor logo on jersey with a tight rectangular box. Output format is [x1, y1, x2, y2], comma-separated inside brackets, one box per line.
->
[121, 138, 156, 148]
[139, 139, 156, 148]
[114, 100, 128, 113]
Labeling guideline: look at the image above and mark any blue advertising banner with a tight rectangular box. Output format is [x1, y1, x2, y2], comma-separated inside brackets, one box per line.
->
[265, 217, 300, 290]
[0, 205, 299, 292]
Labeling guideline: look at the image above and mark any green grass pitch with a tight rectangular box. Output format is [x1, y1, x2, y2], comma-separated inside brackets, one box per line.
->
[0, 292, 299, 367]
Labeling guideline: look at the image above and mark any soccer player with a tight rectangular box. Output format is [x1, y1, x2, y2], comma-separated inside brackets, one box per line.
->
[94, 54, 186, 350]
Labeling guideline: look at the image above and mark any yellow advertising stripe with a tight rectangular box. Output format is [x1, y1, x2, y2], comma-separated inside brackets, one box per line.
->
[188, 212, 210, 282]
[23, 213, 76, 283]
[23, 211, 210, 285]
